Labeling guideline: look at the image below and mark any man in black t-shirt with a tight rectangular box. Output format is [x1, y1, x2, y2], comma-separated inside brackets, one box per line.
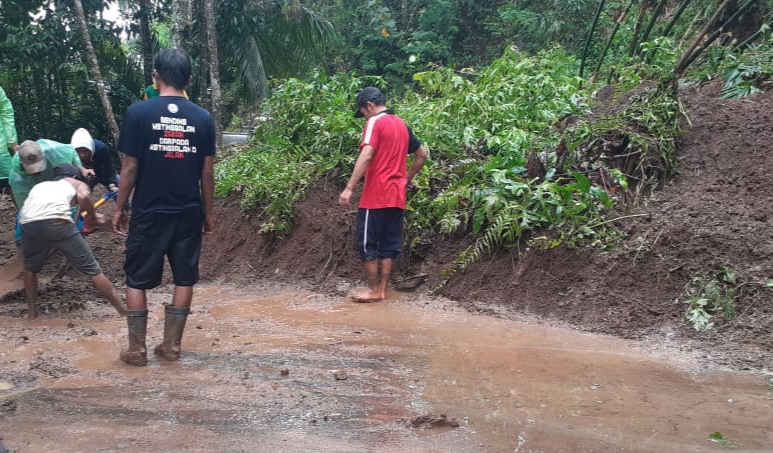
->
[112, 48, 216, 366]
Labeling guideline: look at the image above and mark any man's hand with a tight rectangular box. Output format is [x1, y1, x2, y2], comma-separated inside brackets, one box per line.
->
[339, 187, 353, 205]
[112, 209, 128, 236]
[108, 183, 118, 193]
[203, 215, 214, 235]
[81, 167, 96, 178]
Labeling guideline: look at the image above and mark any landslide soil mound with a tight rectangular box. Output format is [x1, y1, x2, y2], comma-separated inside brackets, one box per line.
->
[200, 82, 773, 372]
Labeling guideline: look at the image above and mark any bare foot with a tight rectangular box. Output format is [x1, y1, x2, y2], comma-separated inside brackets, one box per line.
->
[350, 289, 384, 303]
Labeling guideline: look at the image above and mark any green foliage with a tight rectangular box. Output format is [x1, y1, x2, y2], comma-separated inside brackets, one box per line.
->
[439, 171, 615, 284]
[690, 30, 773, 99]
[491, 0, 600, 54]
[215, 71, 363, 235]
[0, 2, 142, 143]
[682, 268, 742, 332]
[708, 432, 737, 449]
[217, 45, 683, 277]
[216, 41, 684, 280]
[216, 146, 341, 236]
[211, 0, 335, 104]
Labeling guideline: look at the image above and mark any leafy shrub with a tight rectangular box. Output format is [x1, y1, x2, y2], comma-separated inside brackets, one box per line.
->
[681, 267, 765, 332]
[215, 45, 681, 275]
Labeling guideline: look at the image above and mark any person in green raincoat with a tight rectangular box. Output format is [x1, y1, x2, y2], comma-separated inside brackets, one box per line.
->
[10, 139, 93, 210]
[0, 86, 19, 190]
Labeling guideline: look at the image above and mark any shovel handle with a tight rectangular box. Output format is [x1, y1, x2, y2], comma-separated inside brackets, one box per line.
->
[81, 197, 106, 218]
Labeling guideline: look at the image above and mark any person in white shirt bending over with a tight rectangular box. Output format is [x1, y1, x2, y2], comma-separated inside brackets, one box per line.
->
[19, 163, 126, 319]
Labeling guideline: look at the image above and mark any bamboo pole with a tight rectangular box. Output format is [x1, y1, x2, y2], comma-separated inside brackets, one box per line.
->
[679, 0, 759, 72]
[629, 0, 650, 57]
[593, 0, 636, 78]
[733, 11, 773, 50]
[677, 3, 707, 50]
[674, 0, 733, 76]
[580, 0, 608, 79]
[661, 0, 693, 38]
[636, 0, 669, 56]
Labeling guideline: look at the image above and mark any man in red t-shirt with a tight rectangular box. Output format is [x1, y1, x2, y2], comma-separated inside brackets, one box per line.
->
[339, 87, 428, 302]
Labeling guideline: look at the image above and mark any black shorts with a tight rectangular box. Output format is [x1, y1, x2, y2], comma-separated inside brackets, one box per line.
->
[124, 209, 203, 290]
[355, 207, 404, 261]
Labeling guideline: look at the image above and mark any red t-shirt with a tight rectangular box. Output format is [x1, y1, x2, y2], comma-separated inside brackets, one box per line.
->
[359, 112, 410, 209]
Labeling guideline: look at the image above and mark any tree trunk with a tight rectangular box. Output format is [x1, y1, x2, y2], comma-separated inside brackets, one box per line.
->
[72, 0, 120, 145]
[198, 1, 210, 106]
[171, 0, 193, 51]
[201, 0, 222, 148]
[139, 0, 154, 85]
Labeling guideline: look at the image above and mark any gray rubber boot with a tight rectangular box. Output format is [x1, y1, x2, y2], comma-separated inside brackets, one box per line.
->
[154, 306, 190, 361]
[119, 310, 148, 366]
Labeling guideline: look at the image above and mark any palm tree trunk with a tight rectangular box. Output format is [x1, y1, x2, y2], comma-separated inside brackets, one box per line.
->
[171, 0, 193, 51]
[139, 0, 154, 85]
[72, 0, 120, 145]
[201, 0, 222, 148]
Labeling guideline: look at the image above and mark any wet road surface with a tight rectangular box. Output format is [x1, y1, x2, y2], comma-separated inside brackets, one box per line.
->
[1, 285, 771, 452]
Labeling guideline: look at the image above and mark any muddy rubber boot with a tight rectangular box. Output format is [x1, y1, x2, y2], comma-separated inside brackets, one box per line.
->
[154, 306, 190, 361]
[119, 310, 148, 366]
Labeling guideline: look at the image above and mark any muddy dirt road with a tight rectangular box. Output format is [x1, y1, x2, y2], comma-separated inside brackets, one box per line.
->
[1, 285, 771, 453]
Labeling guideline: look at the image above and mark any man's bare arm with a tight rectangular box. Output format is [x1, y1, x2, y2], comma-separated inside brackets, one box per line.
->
[407, 144, 428, 182]
[201, 156, 215, 233]
[115, 155, 138, 212]
[339, 145, 375, 205]
[73, 180, 96, 218]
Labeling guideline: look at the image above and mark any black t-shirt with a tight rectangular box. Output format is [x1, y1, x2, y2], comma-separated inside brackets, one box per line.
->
[118, 96, 216, 214]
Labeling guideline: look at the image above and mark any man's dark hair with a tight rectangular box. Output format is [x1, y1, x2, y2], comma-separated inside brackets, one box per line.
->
[153, 48, 192, 90]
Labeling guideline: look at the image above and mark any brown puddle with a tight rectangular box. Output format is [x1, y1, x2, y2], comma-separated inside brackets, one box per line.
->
[1, 285, 772, 452]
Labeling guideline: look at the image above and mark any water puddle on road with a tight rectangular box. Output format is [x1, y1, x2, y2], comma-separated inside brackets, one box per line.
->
[199, 287, 773, 452]
[2, 285, 772, 452]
